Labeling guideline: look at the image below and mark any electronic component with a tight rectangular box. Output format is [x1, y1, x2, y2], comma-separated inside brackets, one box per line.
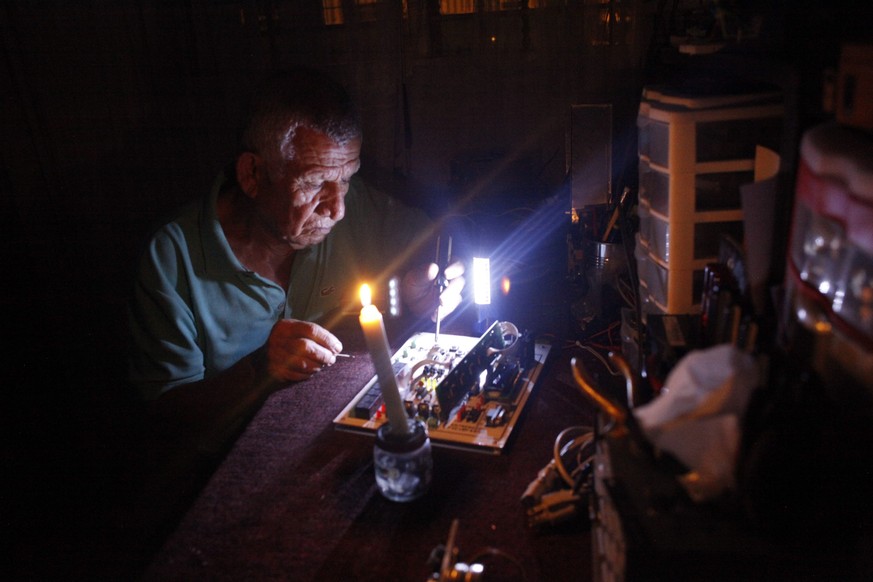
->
[484, 405, 507, 427]
[333, 321, 552, 454]
[351, 361, 408, 420]
[428, 519, 485, 581]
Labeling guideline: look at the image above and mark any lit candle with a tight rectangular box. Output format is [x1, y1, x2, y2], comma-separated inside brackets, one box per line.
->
[359, 284, 410, 434]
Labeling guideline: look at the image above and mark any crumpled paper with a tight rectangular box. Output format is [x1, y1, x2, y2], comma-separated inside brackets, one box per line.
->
[634, 344, 759, 502]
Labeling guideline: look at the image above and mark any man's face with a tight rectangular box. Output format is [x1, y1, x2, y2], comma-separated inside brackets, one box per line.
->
[257, 126, 361, 249]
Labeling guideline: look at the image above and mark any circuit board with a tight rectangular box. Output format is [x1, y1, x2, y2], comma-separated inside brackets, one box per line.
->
[333, 321, 552, 454]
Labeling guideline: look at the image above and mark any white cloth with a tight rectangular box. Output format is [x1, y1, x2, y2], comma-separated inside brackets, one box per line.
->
[634, 344, 759, 502]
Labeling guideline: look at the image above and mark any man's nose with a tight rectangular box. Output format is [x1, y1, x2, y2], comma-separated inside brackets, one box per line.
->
[316, 185, 345, 220]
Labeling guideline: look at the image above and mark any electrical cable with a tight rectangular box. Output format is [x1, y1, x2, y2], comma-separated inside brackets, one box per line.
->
[573, 341, 622, 376]
[522, 424, 595, 528]
[618, 275, 637, 309]
[554, 426, 595, 486]
[613, 187, 646, 380]
[555, 428, 594, 488]
[585, 320, 621, 341]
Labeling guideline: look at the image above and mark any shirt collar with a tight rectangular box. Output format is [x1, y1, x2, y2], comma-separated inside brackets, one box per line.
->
[200, 173, 249, 276]
[199, 173, 319, 284]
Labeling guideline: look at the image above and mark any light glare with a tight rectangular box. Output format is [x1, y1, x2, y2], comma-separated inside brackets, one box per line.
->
[473, 257, 491, 305]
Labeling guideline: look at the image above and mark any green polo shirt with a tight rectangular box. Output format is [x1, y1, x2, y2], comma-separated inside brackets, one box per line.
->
[128, 175, 432, 399]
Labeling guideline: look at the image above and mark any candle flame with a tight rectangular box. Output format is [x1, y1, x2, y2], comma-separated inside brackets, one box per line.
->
[502, 276, 511, 295]
[360, 283, 372, 307]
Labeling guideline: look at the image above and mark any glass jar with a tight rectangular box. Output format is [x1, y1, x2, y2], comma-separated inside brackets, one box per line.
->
[373, 418, 432, 502]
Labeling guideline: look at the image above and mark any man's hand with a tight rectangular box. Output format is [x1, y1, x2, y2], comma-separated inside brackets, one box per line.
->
[402, 260, 466, 321]
[265, 319, 343, 382]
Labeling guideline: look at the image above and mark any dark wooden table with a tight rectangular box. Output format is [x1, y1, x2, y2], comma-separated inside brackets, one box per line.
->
[142, 316, 596, 581]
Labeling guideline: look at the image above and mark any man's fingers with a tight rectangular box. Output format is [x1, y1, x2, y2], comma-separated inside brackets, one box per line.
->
[266, 319, 343, 381]
[426, 262, 440, 282]
[307, 324, 343, 354]
[276, 319, 342, 353]
[439, 275, 465, 316]
[443, 274, 465, 297]
[444, 260, 465, 280]
[268, 347, 333, 382]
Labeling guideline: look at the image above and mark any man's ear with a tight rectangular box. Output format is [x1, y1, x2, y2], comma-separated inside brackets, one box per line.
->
[236, 152, 261, 199]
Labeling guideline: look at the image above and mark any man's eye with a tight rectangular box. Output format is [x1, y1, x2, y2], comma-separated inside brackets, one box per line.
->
[302, 182, 323, 192]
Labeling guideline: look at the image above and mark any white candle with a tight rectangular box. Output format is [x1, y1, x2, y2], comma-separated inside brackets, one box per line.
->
[359, 284, 410, 434]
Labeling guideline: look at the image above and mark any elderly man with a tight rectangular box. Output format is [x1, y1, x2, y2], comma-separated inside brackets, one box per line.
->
[129, 67, 463, 434]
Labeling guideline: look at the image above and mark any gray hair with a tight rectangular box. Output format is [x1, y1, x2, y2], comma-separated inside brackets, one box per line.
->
[240, 67, 362, 167]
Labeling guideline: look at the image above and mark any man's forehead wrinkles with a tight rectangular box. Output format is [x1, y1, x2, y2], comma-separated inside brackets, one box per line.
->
[300, 159, 360, 178]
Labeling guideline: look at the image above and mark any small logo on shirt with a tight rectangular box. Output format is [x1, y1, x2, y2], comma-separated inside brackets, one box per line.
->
[320, 286, 335, 296]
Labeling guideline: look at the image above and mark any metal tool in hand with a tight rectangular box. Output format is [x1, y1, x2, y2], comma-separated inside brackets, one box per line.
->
[434, 235, 452, 344]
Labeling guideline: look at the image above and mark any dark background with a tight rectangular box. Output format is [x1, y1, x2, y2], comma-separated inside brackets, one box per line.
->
[3, 1, 871, 579]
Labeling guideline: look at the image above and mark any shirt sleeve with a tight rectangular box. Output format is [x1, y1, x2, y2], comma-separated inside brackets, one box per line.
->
[128, 225, 205, 400]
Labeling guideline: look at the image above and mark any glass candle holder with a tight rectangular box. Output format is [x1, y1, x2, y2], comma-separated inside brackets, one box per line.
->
[373, 418, 432, 502]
